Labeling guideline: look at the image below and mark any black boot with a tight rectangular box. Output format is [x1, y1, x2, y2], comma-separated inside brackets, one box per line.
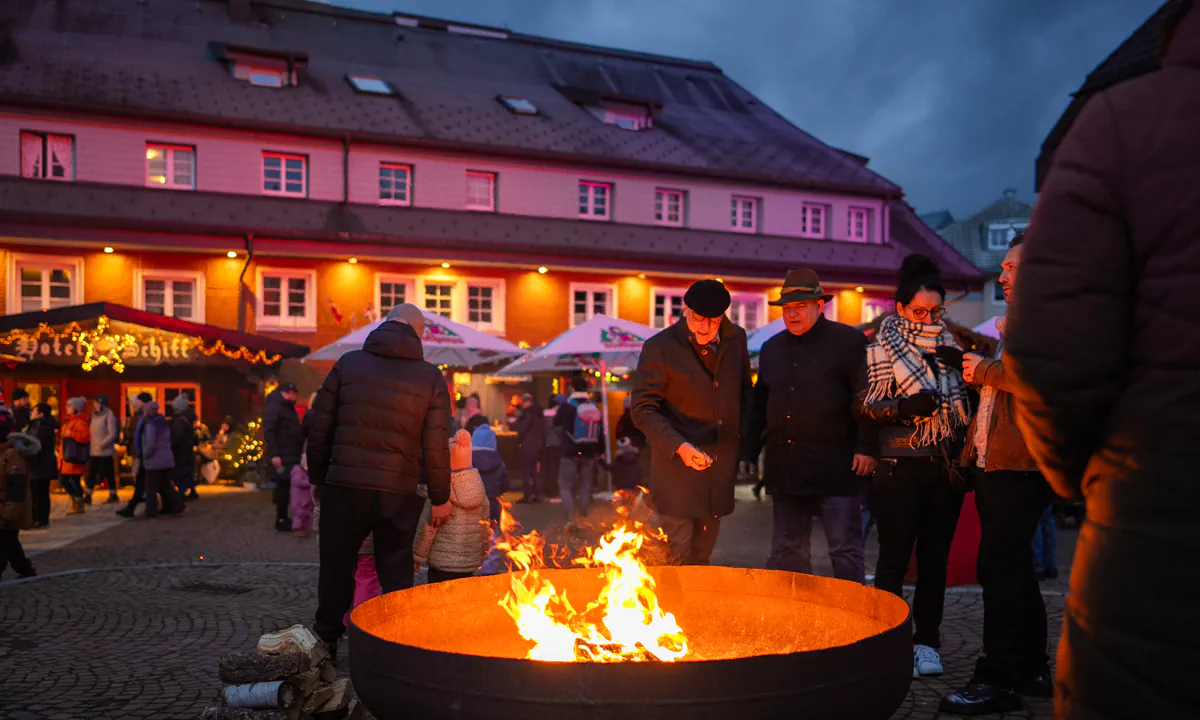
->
[275, 517, 292, 532]
[115, 507, 135, 518]
[940, 683, 1023, 716]
[1017, 669, 1054, 699]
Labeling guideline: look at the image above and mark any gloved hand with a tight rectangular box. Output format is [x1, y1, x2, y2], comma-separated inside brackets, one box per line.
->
[897, 391, 940, 419]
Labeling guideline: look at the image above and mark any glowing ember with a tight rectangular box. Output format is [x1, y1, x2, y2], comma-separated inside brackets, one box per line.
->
[493, 501, 688, 663]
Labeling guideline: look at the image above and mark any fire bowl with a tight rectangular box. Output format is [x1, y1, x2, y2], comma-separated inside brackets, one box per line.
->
[350, 566, 912, 720]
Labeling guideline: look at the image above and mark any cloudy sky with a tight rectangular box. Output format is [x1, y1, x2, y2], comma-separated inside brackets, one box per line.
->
[336, 0, 1163, 217]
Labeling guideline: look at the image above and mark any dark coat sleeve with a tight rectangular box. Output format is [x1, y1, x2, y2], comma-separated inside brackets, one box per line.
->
[421, 372, 454, 506]
[738, 334, 754, 452]
[848, 335, 878, 457]
[305, 363, 342, 486]
[262, 396, 282, 461]
[631, 340, 687, 456]
[1006, 93, 1130, 499]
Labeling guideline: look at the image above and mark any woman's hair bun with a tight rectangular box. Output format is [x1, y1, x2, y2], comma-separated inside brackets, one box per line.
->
[898, 254, 941, 283]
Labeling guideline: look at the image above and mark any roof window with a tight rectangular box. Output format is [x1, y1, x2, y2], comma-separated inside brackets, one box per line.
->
[211, 43, 307, 89]
[499, 95, 538, 115]
[347, 75, 394, 95]
[588, 101, 653, 131]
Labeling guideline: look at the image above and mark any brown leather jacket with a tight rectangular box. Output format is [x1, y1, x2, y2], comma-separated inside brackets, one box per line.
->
[960, 358, 1037, 472]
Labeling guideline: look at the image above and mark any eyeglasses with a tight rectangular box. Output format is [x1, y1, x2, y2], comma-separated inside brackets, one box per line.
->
[909, 306, 946, 322]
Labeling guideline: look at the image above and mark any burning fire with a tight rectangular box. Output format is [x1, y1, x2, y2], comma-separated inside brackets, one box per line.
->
[492, 498, 688, 663]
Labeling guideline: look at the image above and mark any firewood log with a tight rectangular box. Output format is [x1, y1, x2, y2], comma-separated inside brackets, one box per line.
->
[257, 625, 328, 666]
[218, 651, 310, 684]
[222, 680, 298, 710]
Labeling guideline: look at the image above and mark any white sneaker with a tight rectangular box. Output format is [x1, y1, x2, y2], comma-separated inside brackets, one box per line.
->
[914, 644, 943, 676]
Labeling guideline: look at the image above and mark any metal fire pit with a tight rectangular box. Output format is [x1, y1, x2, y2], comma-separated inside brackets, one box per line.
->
[349, 566, 912, 720]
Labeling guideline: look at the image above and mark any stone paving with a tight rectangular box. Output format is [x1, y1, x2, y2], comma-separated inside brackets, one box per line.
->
[1, 487, 1071, 719]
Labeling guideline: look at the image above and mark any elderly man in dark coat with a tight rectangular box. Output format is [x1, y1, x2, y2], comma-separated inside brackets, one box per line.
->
[741, 269, 876, 583]
[306, 303, 453, 661]
[264, 381, 304, 532]
[1005, 4, 1200, 717]
[632, 279, 752, 565]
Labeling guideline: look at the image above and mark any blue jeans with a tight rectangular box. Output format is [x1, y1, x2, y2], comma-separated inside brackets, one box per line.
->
[1031, 505, 1057, 573]
[558, 457, 597, 521]
[768, 494, 865, 583]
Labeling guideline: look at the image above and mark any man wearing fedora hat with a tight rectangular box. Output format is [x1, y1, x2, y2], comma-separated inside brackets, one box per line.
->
[632, 279, 753, 565]
[742, 268, 877, 582]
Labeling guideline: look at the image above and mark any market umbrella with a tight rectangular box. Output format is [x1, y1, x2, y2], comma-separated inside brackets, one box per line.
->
[972, 316, 1002, 340]
[304, 310, 527, 370]
[493, 315, 657, 469]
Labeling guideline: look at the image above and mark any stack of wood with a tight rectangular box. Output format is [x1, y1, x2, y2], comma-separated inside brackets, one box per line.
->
[198, 625, 363, 720]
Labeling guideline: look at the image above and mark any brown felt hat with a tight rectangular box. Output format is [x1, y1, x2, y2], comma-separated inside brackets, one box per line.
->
[769, 268, 835, 306]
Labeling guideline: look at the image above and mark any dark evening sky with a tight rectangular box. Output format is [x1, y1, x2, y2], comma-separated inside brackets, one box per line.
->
[333, 0, 1162, 218]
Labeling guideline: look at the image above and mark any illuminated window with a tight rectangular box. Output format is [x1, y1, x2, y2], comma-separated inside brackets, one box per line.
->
[146, 145, 195, 190]
[263, 153, 307, 197]
[579, 181, 611, 219]
[20, 131, 74, 181]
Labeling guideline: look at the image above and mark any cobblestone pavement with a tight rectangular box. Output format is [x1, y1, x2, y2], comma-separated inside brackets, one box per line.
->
[1, 488, 1070, 719]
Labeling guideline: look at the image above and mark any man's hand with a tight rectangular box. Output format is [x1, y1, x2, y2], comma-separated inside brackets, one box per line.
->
[852, 454, 878, 477]
[271, 456, 283, 470]
[449, 430, 473, 472]
[962, 353, 984, 384]
[677, 443, 713, 471]
[738, 461, 756, 481]
[430, 501, 453, 527]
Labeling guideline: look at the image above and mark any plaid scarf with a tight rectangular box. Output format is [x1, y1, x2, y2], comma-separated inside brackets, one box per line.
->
[866, 314, 971, 448]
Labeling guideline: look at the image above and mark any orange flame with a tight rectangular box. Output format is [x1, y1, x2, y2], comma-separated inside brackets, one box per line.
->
[493, 498, 688, 662]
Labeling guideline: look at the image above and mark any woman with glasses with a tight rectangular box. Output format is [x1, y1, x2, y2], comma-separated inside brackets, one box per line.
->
[857, 254, 972, 680]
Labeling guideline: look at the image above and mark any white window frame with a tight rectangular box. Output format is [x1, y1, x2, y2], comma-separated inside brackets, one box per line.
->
[255, 267, 317, 332]
[568, 282, 618, 327]
[132, 268, 206, 324]
[6, 252, 85, 315]
[465, 171, 496, 212]
[375, 274, 415, 317]
[727, 293, 768, 331]
[654, 189, 685, 227]
[463, 278, 506, 332]
[145, 144, 196, 190]
[650, 287, 688, 330]
[987, 221, 1028, 251]
[579, 181, 612, 220]
[20, 131, 75, 182]
[847, 207, 871, 243]
[800, 203, 827, 239]
[731, 196, 758, 233]
[378, 162, 413, 207]
[990, 279, 1007, 307]
[262, 152, 307, 197]
[419, 278, 457, 320]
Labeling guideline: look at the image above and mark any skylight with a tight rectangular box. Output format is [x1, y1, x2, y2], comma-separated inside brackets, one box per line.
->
[347, 75, 394, 95]
[499, 95, 538, 115]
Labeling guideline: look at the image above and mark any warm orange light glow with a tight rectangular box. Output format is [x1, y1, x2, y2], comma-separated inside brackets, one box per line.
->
[856, 286, 864, 293]
[715, 277, 724, 283]
[103, 246, 114, 254]
[637, 273, 646, 280]
[441, 262, 452, 269]
[348, 257, 358, 264]
[538, 266, 548, 274]
[226, 251, 238, 259]
[146, 148, 158, 160]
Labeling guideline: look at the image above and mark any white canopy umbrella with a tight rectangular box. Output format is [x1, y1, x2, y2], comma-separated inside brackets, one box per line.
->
[494, 315, 658, 469]
[747, 317, 786, 356]
[304, 310, 527, 370]
[973, 315, 1002, 340]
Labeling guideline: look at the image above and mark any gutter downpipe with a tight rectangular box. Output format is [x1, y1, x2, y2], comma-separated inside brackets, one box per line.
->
[237, 232, 255, 333]
[342, 133, 351, 203]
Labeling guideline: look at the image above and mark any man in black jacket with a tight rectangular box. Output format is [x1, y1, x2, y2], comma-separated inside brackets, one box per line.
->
[510, 393, 545, 503]
[633, 280, 752, 565]
[264, 381, 304, 531]
[741, 269, 877, 583]
[10, 389, 31, 433]
[307, 303, 453, 656]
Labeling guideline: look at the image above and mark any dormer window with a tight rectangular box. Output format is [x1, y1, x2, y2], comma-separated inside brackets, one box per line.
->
[212, 43, 306, 89]
[588, 101, 653, 131]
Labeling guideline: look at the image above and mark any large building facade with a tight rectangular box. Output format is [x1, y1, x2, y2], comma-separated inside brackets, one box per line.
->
[0, 0, 980, 422]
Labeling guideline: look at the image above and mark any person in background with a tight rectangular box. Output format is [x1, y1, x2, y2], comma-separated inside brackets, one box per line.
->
[264, 381, 304, 532]
[600, 437, 642, 507]
[414, 430, 491, 583]
[27, 403, 58, 529]
[0, 420, 40, 579]
[87, 395, 120, 504]
[137, 401, 183, 519]
[169, 395, 199, 501]
[554, 376, 606, 530]
[342, 533, 380, 629]
[541, 395, 564, 500]
[116, 392, 155, 518]
[614, 395, 648, 490]
[509, 393, 545, 504]
[471, 424, 509, 525]
[212, 416, 234, 455]
[857, 254, 971, 680]
[461, 393, 489, 435]
[1031, 506, 1058, 581]
[10, 389, 31, 433]
[59, 397, 91, 515]
[291, 450, 314, 538]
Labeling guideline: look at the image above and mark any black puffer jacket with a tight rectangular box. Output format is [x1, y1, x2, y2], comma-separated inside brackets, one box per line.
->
[28, 415, 59, 481]
[305, 321, 453, 505]
[170, 407, 198, 467]
[263, 389, 304, 466]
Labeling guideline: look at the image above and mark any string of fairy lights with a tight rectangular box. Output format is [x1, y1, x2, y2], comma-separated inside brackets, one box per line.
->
[0, 316, 283, 374]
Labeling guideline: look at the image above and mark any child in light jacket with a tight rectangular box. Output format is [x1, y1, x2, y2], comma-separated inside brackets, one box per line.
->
[290, 451, 314, 537]
[414, 430, 490, 584]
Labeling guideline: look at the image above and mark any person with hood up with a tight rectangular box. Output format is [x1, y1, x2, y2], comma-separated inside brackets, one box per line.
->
[137, 401, 183, 519]
[88, 395, 121, 504]
[413, 430, 491, 583]
[0, 421, 41, 579]
[264, 381, 304, 531]
[59, 397, 91, 515]
[27, 404, 59, 528]
[471, 424, 510, 524]
[169, 394, 199, 501]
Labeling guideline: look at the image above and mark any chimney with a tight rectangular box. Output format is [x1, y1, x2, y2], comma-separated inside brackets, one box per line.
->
[1003, 188, 1017, 200]
[228, 0, 251, 22]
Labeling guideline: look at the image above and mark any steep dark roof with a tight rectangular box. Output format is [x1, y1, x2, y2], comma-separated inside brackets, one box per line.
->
[0, 176, 981, 286]
[0, 0, 900, 196]
[938, 191, 1033, 274]
[1036, 0, 1184, 189]
[918, 210, 955, 232]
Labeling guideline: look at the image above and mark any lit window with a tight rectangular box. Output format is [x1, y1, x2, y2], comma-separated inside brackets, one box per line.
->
[652, 291, 687, 330]
[728, 296, 764, 331]
[987, 221, 1028, 251]
[579, 181, 611, 219]
[258, 270, 315, 329]
[347, 75, 394, 95]
[146, 145, 195, 190]
[571, 284, 614, 326]
[655, 189, 684, 227]
[424, 283, 454, 318]
[801, 204, 826, 238]
[379, 163, 412, 206]
[731, 197, 758, 233]
[263, 153, 307, 197]
[499, 96, 538, 115]
[466, 171, 496, 211]
[20, 132, 74, 181]
[847, 207, 870, 243]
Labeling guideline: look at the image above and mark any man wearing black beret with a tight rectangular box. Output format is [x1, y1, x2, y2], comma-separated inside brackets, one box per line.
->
[632, 279, 753, 565]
